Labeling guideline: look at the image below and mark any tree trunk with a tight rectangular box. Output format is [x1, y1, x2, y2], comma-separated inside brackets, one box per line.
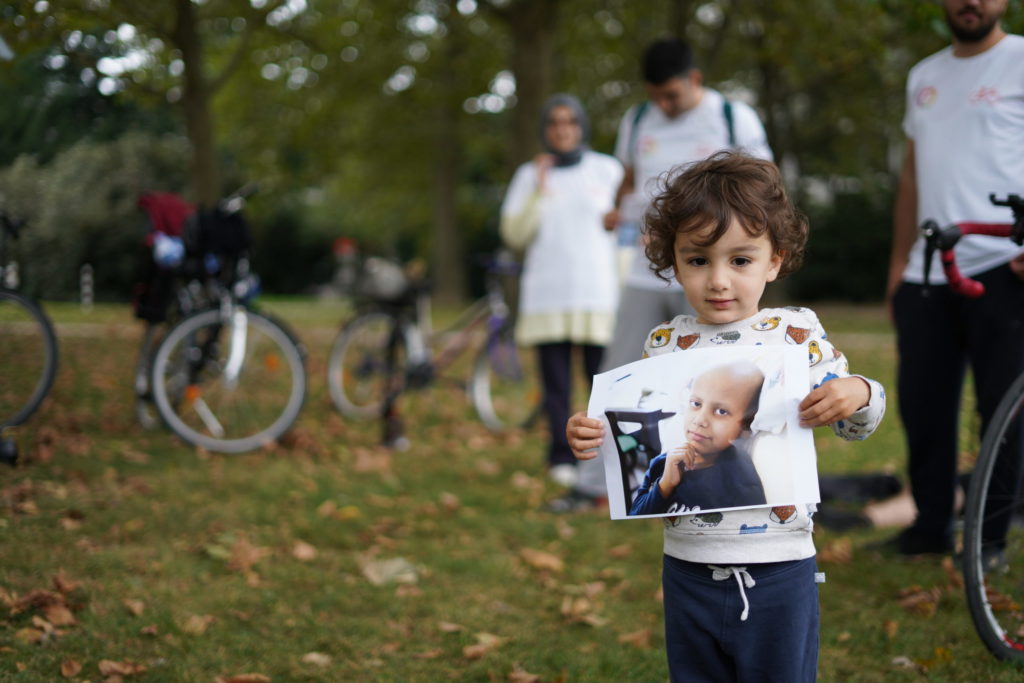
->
[429, 15, 468, 304]
[173, 0, 220, 207]
[505, 0, 561, 168]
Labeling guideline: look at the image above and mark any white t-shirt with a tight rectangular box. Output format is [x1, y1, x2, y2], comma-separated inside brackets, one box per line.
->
[614, 88, 773, 290]
[501, 150, 623, 315]
[902, 34, 1024, 283]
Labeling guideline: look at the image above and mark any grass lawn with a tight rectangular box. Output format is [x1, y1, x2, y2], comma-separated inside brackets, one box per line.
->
[1, 299, 1021, 681]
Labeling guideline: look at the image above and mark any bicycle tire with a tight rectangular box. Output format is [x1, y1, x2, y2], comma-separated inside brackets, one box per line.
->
[0, 289, 58, 428]
[963, 370, 1024, 663]
[327, 311, 408, 419]
[150, 308, 306, 453]
[469, 325, 539, 432]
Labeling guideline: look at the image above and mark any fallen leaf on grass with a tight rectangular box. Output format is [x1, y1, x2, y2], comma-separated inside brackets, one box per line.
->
[227, 536, 271, 574]
[60, 658, 82, 677]
[883, 620, 899, 639]
[520, 548, 564, 573]
[836, 631, 851, 642]
[360, 557, 419, 586]
[98, 659, 146, 677]
[301, 652, 332, 667]
[438, 621, 465, 633]
[918, 646, 953, 670]
[508, 665, 542, 682]
[14, 627, 45, 645]
[897, 585, 941, 617]
[463, 632, 506, 659]
[353, 447, 392, 474]
[607, 544, 633, 558]
[215, 675, 271, 683]
[123, 600, 145, 617]
[940, 556, 963, 589]
[12, 589, 64, 614]
[439, 491, 460, 511]
[560, 596, 608, 627]
[476, 459, 501, 476]
[986, 585, 1020, 612]
[510, 471, 539, 491]
[817, 538, 852, 564]
[395, 584, 423, 598]
[59, 513, 83, 531]
[891, 655, 922, 672]
[414, 648, 443, 660]
[182, 614, 216, 636]
[292, 540, 318, 562]
[43, 604, 76, 626]
[618, 628, 653, 649]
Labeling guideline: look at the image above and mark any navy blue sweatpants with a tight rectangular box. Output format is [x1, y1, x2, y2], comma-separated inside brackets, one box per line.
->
[662, 555, 819, 683]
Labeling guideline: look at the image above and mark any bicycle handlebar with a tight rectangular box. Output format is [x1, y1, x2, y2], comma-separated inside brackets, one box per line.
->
[922, 193, 1024, 298]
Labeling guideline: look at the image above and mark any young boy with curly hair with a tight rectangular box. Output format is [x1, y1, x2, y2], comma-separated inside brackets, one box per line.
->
[567, 152, 886, 682]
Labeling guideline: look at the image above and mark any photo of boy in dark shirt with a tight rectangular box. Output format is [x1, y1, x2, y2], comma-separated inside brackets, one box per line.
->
[630, 360, 766, 514]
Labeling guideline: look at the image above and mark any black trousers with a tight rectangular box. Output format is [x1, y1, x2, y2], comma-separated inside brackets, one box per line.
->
[893, 264, 1024, 544]
[537, 342, 604, 467]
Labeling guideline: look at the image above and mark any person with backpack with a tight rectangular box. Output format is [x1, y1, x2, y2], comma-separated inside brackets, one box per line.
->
[547, 38, 773, 512]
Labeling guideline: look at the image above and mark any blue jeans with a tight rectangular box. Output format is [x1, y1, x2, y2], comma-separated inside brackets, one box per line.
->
[662, 555, 819, 682]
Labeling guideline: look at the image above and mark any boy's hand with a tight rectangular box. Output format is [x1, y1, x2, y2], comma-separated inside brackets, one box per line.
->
[799, 377, 870, 428]
[658, 446, 690, 497]
[567, 412, 604, 460]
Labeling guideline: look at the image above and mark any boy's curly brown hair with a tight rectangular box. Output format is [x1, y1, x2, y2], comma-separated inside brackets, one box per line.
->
[644, 151, 808, 281]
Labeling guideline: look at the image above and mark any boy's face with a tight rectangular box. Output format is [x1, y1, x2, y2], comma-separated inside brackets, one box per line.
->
[684, 366, 761, 456]
[673, 217, 782, 325]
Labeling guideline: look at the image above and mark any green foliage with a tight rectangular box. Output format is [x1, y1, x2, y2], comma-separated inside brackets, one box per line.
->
[5, 0, 1024, 300]
[0, 132, 190, 300]
[790, 190, 894, 302]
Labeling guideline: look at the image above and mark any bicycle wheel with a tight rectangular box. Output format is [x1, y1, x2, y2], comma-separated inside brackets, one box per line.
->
[469, 326, 539, 431]
[327, 311, 407, 419]
[0, 289, 58, 428]
[963, 371, 1024, 663]
[150, 308, 306, 453]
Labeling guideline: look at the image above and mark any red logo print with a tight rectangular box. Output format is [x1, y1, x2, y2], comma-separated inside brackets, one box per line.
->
[970, 86, 999, 105]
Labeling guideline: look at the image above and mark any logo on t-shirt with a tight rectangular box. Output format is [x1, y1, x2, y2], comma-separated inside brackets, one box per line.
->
[969, 86, 1000, 105]
[915, 85, 938, 108]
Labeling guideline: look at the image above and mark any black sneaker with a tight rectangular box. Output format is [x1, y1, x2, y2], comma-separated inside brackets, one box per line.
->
[543, 489, 607, 513]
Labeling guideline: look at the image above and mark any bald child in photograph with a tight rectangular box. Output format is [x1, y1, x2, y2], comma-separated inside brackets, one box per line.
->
[629, 360, 766, 515]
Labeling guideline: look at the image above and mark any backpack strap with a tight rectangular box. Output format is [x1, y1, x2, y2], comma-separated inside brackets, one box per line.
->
[723, 98, 735, 148]
[627, 100, 649, 166]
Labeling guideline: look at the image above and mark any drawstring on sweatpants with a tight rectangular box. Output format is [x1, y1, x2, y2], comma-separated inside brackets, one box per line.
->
[709, 565, 756, 621]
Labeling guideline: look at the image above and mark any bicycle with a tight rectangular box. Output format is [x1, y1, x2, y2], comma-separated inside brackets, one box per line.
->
[326, 251, 539, 447]
[0, 210, 58, 465]
[921, 193, 1024, 663]
[141, 188, 308, 454]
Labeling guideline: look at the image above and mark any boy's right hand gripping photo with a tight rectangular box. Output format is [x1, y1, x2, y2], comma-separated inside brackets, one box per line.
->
[567, 411, 604, 460]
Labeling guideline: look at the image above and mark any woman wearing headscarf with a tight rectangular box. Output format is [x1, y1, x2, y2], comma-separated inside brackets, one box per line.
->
[500, 94, 624, 490]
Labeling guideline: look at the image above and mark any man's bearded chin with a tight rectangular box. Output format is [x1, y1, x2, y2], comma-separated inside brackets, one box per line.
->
[945, 7, 1001, 43]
